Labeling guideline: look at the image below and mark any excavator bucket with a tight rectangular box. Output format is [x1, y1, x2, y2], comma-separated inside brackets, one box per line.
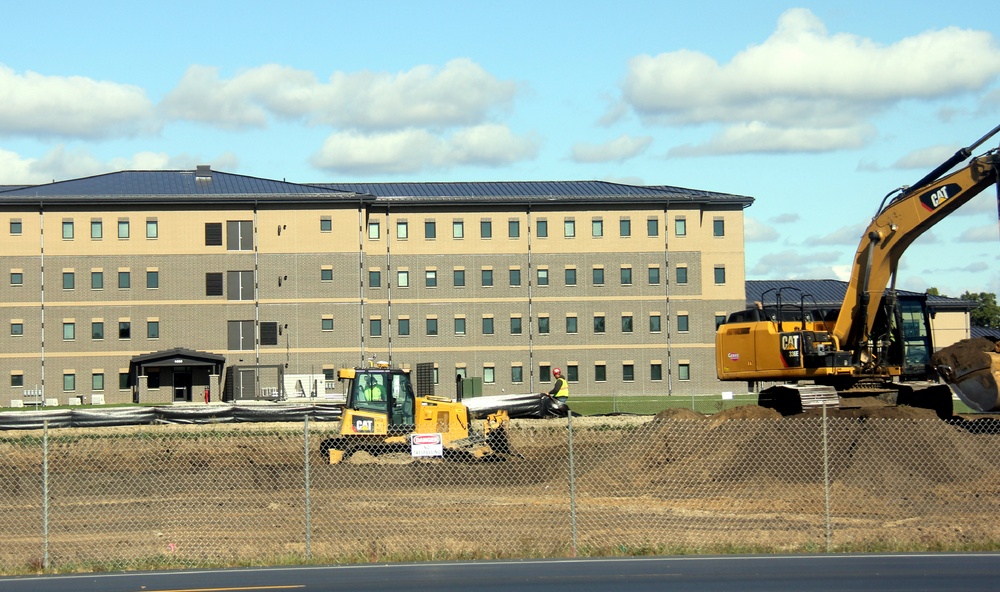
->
[932, 337, 1000, 412]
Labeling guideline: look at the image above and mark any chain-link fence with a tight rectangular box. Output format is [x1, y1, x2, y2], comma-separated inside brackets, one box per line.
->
[3, 413, 1000, 574]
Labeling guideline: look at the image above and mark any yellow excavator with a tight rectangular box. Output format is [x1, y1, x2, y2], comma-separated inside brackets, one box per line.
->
[319, 365, 514, 464]
[717, 124, 1000, 416]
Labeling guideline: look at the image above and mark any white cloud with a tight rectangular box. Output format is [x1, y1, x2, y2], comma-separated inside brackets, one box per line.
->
[812, 223, 866, 246]
[0, 65, 158, 138]
[311, 124, 538, 175]
[891, 144, 959, 170]
[571, 134, 652, 163]
[748, 248, 844, 278]
[622, 8, 1000, 154]
[162, 59, 519, 131]
[668, 122, 873, 156]
[0, 146, 239, 184]
[770, 212, 801, 224]
[959, 224, 1000, 242]
[744, 217, 779, 242]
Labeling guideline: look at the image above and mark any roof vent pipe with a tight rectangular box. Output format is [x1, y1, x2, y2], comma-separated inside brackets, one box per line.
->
[195, 165, 212, 180]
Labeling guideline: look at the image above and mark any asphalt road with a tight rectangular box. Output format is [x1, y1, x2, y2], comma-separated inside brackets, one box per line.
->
[2, 554, 1000, 592]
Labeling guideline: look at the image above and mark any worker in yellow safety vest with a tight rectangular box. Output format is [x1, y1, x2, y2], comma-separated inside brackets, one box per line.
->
[547, 367, 569, 404]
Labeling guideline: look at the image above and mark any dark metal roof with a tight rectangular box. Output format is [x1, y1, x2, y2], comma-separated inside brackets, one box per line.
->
[746, 279, 977, 311]
[315, 180, 754, 207]
[0, 169, 364, 205]
[971, 326, 999, 339]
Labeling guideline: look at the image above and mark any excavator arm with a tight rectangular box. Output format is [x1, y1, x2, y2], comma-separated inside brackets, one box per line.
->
[833, 131, 1000, 366]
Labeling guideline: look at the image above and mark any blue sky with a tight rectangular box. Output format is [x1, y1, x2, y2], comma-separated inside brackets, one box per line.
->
[2, 1, 999, 296]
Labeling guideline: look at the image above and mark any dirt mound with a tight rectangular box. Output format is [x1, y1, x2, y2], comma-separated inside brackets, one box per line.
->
[654, 408, 705, 420]
[711, 405, 781, 421]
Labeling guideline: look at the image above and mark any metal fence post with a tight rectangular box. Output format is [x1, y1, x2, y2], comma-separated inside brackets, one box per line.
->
[43, 419, 49, 572]
[567, 413, 577, 557]
[822, 404, 831, 552]
[304, 416, 311, 559]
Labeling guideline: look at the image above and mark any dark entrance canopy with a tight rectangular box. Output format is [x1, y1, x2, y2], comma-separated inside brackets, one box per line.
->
[128, 348, 226, 386]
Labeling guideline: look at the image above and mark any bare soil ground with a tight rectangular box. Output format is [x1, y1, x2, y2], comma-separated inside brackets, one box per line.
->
[2, 406, 1000, 572]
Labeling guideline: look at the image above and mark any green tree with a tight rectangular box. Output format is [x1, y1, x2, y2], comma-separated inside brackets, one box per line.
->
[960, 291, 1000, 328]
[925, 287, 940, 296]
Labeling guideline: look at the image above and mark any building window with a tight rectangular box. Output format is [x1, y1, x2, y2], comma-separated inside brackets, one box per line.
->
[11, 322, 23, 336]
[678, 363, 691, 381]
[425, 270, 437, 287]
[567, 365, 579, 382]
[564, 268, 576, 286]
[92, 373, 105, 391]
[11, 374, 24, 387]
[592, 218, 603, 238]
[539, 365, 551, 383]
[227, 320, 253, 350]
[716, 314, 727, 329]
[480, 220, 492, 239]
[63, 373, 76, 392]
[206, 272, 223, 296]
[147, 270, 159, 289]
[620, 218, 631, 237]
[91, 220, 102, 239]
[147, 320, 160, 339]
[623, 364, 635, 382]
[592, 267, 604, 286]
[538, 316, 550, 335]
[675, 217, 687, 237]
[678, 314, 690, 332]
[510, 317, 522, 335]
[91, 271, 104, 290]
[118, 219, 130, 239]
[595, 364, 607, 382]
[119, 321, 131, 340]
[564, 218, 576, 238]
[622, 315, 633, 333]
[322, 318, 334, 331]
[205, 222, 223, 246]
[566, 316, 578, 334]
[92, 321, 104, 340]
[11, 272, 23, 286]
[482, 317, 494, 335]
[620, 267, 632, 286]
[454, 317, 466, 336]
[63, 272, 75, 290]
[509, 268, 521, 287]
[146, 219, 158, 239]
[481, 269, 493, 287]
[397, 270, 410, 288]
[651, 363, 663, 381]
[118, 271, 131, 289]
[398, 318, 410, 336]
[424, 220, 436, 239]
[369, 270, 382, 288]
[650, 314, 662, 333]
[536, 219, 548, 238]
[511, 366, 523, 383]
[537, 268, 549, 286]
[226, 220, 253, 250]
[648, 266, 660, 285]
[370, 318, 382, 337]
[62, 220, 74, 239]
[508, 220, 520, 238]
[484, 367, 495, 384]
[714, 218, 725, 237]
[452, 220, 464, 239]
[227, 271, 253, 300]
[63, 322, 75, 341]
[396, 221, 408, 239]
[594, 315, 605, 334]
[367, 220, 380, 240]
[426, 318, 438, 336]
[10, 220, 22, 235]
[320, 217, 332, 232]
[647, 218, 658, 237]
[676, 266, 688, 285]
[714, 265, 726, 284]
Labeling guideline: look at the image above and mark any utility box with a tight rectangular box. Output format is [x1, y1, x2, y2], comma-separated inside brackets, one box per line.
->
[461, 377, 483, 398]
